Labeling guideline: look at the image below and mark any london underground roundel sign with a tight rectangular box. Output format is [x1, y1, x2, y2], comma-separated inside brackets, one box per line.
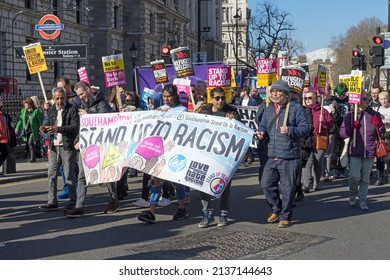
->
[35, 14, 64, 40]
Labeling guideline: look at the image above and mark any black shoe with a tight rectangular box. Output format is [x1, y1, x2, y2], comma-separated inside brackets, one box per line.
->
[29, 158, 36, 163]
[64, 207, 85, 218]
[38, 203, 58, 211]
[173, 208, 188, 220]
[247, 157, 254, 164]
[295, 192, 305, 202]
[63, 203, 76, 212]
[118, 191, 128, 201]
[104, 200, 121, 214]
[138, 210, 156, 224]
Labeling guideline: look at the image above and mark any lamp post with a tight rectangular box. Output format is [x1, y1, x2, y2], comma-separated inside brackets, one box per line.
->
[233, 13, 241, 80]
[129, 41, 138, 91]
[257, 35, 261, 58]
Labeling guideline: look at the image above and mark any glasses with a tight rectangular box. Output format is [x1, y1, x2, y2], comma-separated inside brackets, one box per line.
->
[213, 96, 226, 101]
[304, 96, 313, 100]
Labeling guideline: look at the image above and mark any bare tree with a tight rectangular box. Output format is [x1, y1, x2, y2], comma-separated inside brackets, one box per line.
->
[248, 2, 303, 64]
[330, 17, 385, 85]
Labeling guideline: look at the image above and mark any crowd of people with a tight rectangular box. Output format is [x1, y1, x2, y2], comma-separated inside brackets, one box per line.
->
[0, 76, 389, 229]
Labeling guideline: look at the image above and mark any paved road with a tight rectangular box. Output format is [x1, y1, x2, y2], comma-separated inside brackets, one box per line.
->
[1, 159, 390, 260]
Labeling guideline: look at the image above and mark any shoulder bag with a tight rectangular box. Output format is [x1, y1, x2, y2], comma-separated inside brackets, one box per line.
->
[375, 126, 389, 158]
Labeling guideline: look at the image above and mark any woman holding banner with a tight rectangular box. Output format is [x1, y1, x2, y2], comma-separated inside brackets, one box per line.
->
[137, 84, 189, 223]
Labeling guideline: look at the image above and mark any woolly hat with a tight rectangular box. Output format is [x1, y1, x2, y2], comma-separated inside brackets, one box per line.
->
[270, 80, 290, 94]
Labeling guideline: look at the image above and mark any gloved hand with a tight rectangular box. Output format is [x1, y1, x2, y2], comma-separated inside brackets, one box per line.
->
[371, 115, 380, 128]
[351, 120, 359, 129]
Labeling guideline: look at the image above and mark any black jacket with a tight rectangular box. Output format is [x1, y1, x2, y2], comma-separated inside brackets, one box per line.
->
[46, 102, 79, 151]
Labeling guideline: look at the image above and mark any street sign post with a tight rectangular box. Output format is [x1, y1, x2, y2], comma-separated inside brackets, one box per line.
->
[381, 32, 390, 69]
[15, 44, 88, 60]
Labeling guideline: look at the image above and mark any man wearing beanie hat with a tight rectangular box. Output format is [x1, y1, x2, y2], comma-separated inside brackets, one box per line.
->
[270, 80, 291, 94]
[256, 79, 310, 228]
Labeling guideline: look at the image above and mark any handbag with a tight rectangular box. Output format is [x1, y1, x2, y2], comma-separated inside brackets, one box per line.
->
[375, 127, 389, 158]
[316, 135, 328, 150]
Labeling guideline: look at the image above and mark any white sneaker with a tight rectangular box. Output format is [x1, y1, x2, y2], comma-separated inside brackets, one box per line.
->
[359, 202, 369, 211]
[132, 198, 149, 208]
[158, 197, 170, 207]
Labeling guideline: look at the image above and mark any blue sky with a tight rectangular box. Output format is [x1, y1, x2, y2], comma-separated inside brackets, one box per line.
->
[248, 0, 388, 53]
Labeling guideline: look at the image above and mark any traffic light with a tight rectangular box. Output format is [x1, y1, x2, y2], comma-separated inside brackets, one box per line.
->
[352, 48, 362, 70]
[369, 35, 384, 67]
[161, 44, 170, 56]
[161, 44, 171, 64]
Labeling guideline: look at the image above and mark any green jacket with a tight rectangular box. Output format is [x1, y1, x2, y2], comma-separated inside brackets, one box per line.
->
[15, 108, 42, 142]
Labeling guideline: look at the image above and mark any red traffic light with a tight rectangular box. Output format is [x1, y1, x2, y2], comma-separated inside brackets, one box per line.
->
[352, 49, 361, 57]
[373, 35, 383, 45]
[161, 45, 170, 56]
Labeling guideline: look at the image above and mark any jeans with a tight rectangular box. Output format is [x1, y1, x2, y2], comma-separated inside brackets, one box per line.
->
[199, 180, 231, 214]
[149, 181, 186, 205]
[349, 156, 375, 204]
[261, 158, 300, 220]
[324, 133, 336, 177]
[47, 146, 77, 205]
[302, 149, 326, 189]
[60, 161, 79, 192]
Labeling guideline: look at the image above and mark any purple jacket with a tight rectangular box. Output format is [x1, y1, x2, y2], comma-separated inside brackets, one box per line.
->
[339, 106, 384, 158]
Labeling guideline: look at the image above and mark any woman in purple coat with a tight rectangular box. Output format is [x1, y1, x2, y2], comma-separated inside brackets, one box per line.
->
[339, 93, 384, 211]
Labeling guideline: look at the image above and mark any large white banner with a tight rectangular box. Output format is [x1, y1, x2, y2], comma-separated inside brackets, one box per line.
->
[79, 111, 253, 198]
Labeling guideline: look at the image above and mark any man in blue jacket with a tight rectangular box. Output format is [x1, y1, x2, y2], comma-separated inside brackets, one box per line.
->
[256, 80, 309, 228]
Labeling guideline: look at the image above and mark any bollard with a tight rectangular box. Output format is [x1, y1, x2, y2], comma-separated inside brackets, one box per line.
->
[2, 145, 16, 174]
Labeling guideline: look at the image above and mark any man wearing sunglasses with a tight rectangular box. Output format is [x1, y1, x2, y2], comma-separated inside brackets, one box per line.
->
[256, 80, 310, 228]
[197, 87, 241, 228]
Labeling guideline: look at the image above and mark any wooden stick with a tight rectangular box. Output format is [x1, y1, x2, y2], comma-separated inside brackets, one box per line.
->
[116, 85, 123, 110]
[319, 95, 324, 134]
[37, 72, 47, 103]
[186, 77, 195, 110]
[283, 96, 291, 127]
[353, 103, 357, 147]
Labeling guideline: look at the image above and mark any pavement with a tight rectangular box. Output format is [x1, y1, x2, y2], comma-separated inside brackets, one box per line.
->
[0, 158, 48, 184]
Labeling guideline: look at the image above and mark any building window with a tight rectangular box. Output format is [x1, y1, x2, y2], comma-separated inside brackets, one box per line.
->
[25, 0, 36, 9]
[25, 38, 34, 81]
[76, 0, 82, 24]
[114, 5, 119, 29]
[150, 13, 155, 35]
[53, 0, 58, 16]
[54, 62, 60, 82]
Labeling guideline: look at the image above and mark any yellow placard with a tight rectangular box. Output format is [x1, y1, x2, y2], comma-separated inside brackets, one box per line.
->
[102, 54, 125, 72]
[23, 42, 48, 74]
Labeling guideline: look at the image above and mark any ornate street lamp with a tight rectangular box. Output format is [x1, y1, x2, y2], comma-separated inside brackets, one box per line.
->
[129, 41, 138, 91]
[233, 13, 241, 79]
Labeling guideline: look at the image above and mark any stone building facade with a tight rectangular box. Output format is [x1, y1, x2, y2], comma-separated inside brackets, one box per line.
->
[221, 0, 249, 75]
[0, 0, 224, 96]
